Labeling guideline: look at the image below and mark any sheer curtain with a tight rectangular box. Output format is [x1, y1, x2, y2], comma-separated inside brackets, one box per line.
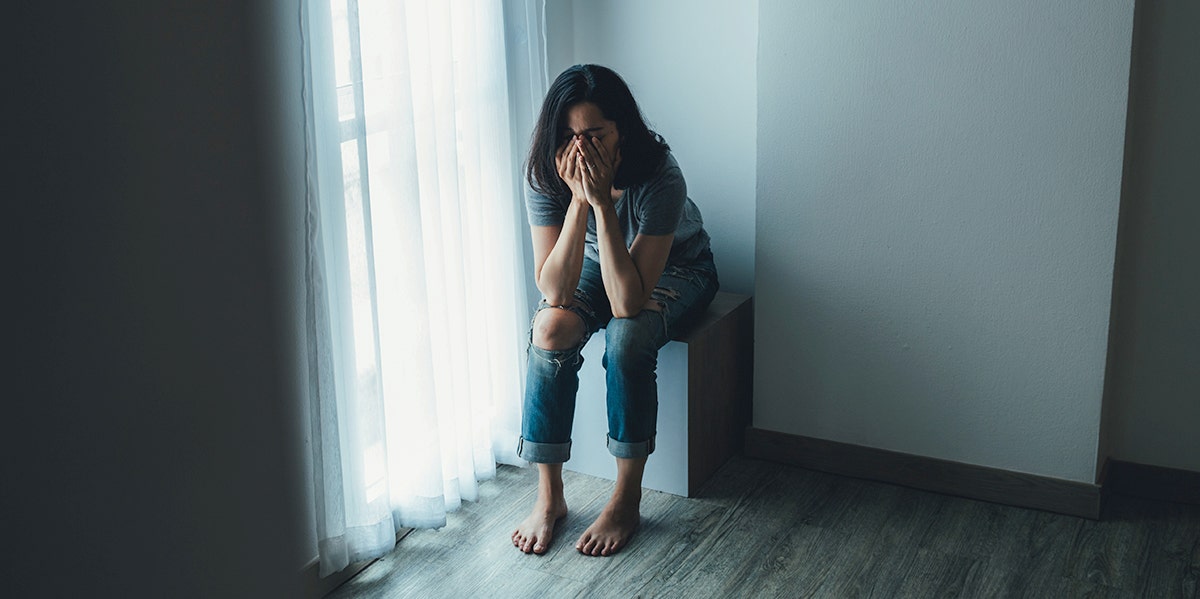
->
[301, 0, 547, 576]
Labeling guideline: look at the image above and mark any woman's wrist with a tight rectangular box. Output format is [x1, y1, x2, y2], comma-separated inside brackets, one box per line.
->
[592, 202, 619, 229]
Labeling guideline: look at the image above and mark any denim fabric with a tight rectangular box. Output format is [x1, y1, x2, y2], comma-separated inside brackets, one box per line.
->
[519, 250, 719, 463]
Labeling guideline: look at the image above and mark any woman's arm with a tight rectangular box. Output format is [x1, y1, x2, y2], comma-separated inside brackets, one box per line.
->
[595, 217, 674, 318]
[530, 201, 588, 306]
[576, 136, 674, 318]
[530, 139, 592, 306]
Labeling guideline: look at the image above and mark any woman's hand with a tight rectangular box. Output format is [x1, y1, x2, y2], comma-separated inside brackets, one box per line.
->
[555, 137, 587, 202]
[575, 136, 618, 209]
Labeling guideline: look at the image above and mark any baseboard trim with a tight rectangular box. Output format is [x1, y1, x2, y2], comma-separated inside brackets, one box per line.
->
[1104, 459, 1200, 505]
[744, 428, 1102, 519]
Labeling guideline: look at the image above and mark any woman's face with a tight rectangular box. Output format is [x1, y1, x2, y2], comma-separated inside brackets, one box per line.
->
[561, 102, 621, 169]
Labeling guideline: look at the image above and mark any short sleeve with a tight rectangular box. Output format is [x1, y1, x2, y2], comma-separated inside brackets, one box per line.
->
[526, 187, 567, 227]
[635, 165, 687, 236]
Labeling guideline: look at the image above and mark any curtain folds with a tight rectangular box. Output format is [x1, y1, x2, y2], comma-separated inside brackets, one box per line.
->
[302, 0, 547, 577]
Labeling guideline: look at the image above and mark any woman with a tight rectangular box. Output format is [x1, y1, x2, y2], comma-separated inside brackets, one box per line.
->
[511, 65, 719, 557]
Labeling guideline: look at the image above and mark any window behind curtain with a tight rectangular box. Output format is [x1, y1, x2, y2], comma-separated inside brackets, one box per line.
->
[303, 0, 536, 577]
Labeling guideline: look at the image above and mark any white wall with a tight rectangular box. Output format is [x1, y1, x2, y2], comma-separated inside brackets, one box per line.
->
[545, 0, 759, 295]
[755, 0, 1134, 483]
[1105, 0, 1200, 473]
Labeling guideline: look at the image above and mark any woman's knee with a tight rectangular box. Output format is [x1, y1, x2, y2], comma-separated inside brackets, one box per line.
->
[532, 307, 586, 351]
[604, 313, 662, 367]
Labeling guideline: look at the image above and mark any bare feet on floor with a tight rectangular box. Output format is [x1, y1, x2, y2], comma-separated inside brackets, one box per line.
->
[512, 497, 568, 555]
[576, 491, 641, 557]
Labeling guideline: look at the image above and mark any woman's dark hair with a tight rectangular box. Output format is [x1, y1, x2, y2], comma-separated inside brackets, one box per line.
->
[526, 64, 670, 198]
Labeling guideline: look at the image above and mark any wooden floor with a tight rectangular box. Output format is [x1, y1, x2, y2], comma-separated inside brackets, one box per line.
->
[327, 457, 1199, 598]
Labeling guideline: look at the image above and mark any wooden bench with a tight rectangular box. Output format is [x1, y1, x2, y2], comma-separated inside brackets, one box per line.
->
[564, 292, 753, 496]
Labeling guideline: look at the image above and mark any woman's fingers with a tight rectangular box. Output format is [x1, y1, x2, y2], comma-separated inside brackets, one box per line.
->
[561, 139, 575, 177]
[587, 136, 612, 169]
[576, 138, 613, 195]
[556, 139, 574, 177]
[576, 137, 601, 171]
[576, 143, 609, 206]
[557, 135, 606, 202]
[566, 144, 580, 180]
[575, 151, 591, 184]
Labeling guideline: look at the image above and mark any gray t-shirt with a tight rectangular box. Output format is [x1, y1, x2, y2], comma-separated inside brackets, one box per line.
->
[525, 152, 711, 267]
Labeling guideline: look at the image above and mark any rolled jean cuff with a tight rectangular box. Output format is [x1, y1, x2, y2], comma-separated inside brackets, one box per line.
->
[606, 434, 655, 459]
[517, 437, 572, 464]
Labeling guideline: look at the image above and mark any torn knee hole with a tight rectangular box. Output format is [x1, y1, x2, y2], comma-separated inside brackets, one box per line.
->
[641, 298, 666, 312]
[570, 290, 596, 316]
[650, 286, 681, 302]
[533, 310, 586, 350]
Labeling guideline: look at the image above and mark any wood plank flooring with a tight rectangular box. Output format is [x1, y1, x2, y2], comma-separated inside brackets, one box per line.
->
[326, 457, 1200, 598]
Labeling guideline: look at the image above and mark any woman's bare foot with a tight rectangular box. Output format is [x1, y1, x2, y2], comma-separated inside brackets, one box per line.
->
[576, 489, 640, 557]
[512, 496, 567, 554]
[512, 463, 567, 554]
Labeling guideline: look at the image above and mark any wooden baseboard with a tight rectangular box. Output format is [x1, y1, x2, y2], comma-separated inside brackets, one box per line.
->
[744, 428, 1102, 519]
[1103, 459, 1200, 505]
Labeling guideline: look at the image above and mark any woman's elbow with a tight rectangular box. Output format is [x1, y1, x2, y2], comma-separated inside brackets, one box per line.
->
[544, 294, 574, 307]
[535, 279, 572, 307]
[539, 283, 574, 307]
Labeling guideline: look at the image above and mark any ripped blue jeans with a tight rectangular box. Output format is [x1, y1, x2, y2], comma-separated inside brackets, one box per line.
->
[518, 250, 719, 463]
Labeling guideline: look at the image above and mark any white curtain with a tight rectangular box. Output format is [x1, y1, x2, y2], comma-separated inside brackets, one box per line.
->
[301, 0, 548, 576]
